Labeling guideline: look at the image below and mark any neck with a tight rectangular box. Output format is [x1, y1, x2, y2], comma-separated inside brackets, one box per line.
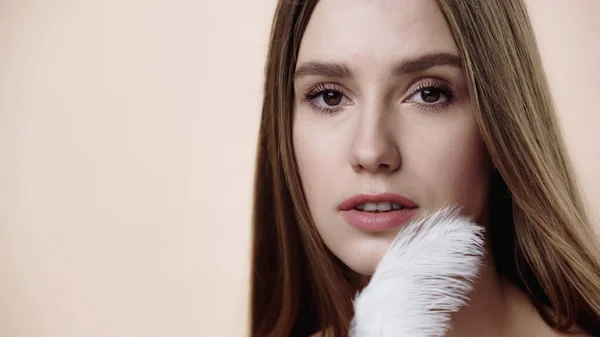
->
[446, 248, 569, 337]
[445, 250, 509, 336]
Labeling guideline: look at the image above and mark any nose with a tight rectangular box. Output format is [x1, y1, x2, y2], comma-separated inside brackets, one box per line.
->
[349, 116, 401, 174]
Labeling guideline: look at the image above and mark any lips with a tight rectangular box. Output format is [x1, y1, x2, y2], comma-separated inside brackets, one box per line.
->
[338, 193, 419, 231]
[338, 193, 419, 211]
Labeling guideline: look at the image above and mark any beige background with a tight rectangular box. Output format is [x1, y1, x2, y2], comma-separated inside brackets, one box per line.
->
[0, 1, 598, 336]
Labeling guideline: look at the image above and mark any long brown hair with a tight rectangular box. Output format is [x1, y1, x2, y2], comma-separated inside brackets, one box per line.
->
[250, 0, 600, 336]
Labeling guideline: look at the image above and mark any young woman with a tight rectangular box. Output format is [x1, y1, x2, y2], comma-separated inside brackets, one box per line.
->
[250, 0, 600, 336]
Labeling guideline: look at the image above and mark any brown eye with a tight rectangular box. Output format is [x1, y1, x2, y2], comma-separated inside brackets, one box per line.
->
[323, 90, 343, 106]
[421, 88, 442, 103]
[302, 83, 353, 114]
[404, 82, 455, 110]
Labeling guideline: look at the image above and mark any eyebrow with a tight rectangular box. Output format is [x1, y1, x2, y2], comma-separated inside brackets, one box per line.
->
[394, 52, 461, 75]
[293, 62, 353, 80]
[293, 52, 461, 80]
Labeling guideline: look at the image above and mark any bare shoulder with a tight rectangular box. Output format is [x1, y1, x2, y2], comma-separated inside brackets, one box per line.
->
[551, 324, 593, 337]
[567, 328, 593, 337]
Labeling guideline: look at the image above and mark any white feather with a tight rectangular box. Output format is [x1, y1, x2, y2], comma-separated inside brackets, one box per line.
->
[349, 206, 486, 337]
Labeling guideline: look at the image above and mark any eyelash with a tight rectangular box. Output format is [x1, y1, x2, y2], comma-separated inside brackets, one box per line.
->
[407, 80, 456, 111]
[300, 80, 456, 114]
[301, 83, 350, 114]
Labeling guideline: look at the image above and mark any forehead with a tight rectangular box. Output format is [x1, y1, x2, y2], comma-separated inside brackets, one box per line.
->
[297, 0, 458, 66]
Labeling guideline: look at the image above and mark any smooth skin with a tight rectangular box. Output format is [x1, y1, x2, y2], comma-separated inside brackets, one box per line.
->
[293, 0, 588, 336]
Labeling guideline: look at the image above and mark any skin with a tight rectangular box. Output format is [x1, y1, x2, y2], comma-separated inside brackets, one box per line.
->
[293, 0, 490, 277]
[293, 0, 589, 335]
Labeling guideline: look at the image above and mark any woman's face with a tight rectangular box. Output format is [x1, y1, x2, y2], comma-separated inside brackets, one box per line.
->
[292, 0, 492, 275]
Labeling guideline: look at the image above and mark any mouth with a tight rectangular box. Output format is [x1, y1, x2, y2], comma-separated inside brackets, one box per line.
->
[338, 192, 419, 211]
[338, 193, 419, 231]
[354, 202, 407, 212]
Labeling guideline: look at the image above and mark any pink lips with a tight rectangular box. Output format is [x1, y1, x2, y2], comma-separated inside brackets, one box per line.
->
[338, 193, 419, 231]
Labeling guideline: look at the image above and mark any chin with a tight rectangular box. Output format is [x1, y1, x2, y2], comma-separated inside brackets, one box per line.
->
[339, 238, 392, 276]
[348, 262, 378, 276]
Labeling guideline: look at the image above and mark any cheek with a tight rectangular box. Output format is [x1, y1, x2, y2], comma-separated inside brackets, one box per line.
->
[443, 140, 490, 218]
[292, 118, 341, 210]
[406, 117, 491, 219]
